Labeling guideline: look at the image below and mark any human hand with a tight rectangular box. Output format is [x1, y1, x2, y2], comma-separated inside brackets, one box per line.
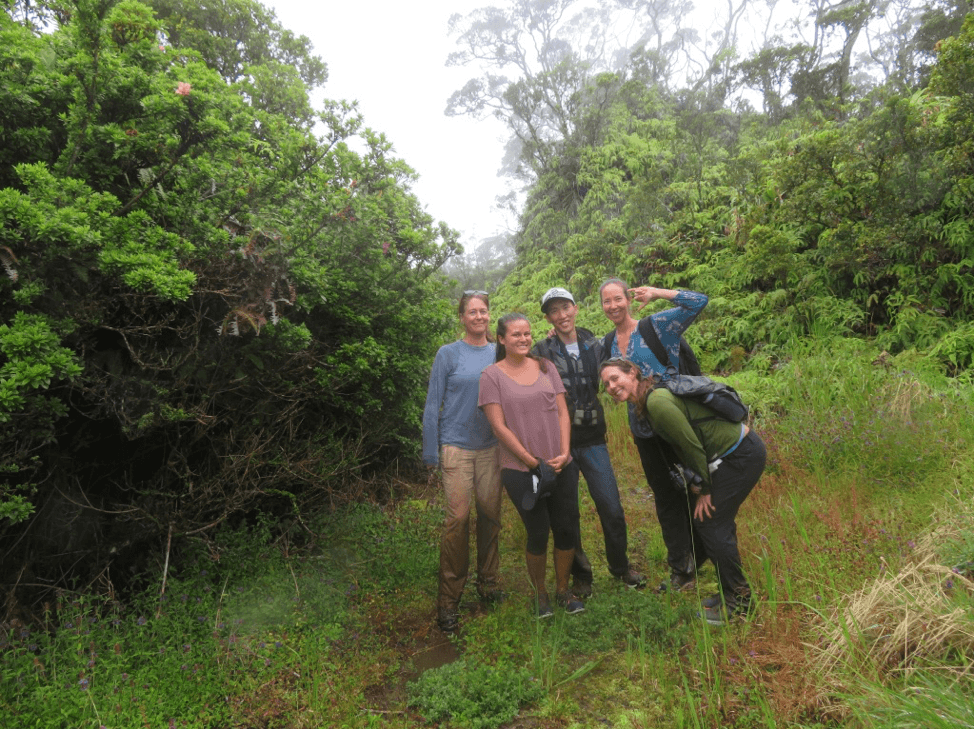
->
[547, 454, 571, 472]
[427, 467, 441, 488]
[629, 286, 657, 310]
[693, 494, 715, 521]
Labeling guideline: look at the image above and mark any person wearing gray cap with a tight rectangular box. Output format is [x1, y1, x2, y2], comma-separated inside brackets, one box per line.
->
[532, 287, 646, 596]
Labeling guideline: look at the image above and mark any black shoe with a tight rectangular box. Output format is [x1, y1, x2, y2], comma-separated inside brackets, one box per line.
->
[617, 568, 647, 589]
[556, 590, 585, 615]
[535, 594, 554, 619]
[571, 578, 593, 599]
[656, 572, 696, 593]
[437, 608, 459, 633]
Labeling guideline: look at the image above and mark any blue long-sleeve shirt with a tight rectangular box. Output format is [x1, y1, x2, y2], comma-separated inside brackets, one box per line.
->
[421, 340, 498, 466]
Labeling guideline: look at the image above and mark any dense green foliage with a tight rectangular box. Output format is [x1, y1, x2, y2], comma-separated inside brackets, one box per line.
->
[450, 0, 974, 378]
[0, 0, 458, 593]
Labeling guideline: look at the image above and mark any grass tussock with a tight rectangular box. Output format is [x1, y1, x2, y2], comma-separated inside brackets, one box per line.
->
[810, 486, 974, 717]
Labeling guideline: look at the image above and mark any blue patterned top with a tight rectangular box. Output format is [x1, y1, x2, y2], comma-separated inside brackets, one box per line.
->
[607, 290, 708, 437]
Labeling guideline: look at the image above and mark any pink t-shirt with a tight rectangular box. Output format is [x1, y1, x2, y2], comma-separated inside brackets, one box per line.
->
[478, 361, 571, 472]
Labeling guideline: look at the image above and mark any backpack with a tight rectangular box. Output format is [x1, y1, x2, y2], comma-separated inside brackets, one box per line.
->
[603, 317, 702, 377]
[656, 371, 749, 425]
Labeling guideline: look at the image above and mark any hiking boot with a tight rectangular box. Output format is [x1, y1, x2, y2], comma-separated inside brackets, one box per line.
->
[556, 590, 585, 615]
[701, 597, 752, 626]
[617, 568, 647, 590]
[571, 578, 593, 599]
[656, 572, 696, 594]
[701, 593, 721, 609]
[437, 608, 460, 633]
[535, 594, 554, 619]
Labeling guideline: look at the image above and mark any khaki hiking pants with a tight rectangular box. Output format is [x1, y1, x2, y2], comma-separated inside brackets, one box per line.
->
[437, 444, 503, 610]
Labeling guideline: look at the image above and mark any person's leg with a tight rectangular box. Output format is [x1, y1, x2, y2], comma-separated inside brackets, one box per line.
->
[437, 446, 474, 630]
[472, 445, 503, 600]
[503, 468, 555, 616]
[562, 448, 593, 595]
[575, 444, 633, 577]
[695, 432, 766, 616]
[547, 462, 584, 613]
[634, 436, 698, 585]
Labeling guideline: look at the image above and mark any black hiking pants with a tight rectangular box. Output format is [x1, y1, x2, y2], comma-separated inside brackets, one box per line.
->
[635, 430, 766, 601]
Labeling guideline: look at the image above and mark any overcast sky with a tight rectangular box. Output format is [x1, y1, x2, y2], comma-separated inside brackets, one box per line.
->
[269, 1, 513, 252]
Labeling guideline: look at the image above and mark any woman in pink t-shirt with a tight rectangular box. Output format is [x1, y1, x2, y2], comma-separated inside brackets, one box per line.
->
[479, 313, 584, 617]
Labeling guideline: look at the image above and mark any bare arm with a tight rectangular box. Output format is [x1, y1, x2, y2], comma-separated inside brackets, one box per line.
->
[482, 402, 539, 470]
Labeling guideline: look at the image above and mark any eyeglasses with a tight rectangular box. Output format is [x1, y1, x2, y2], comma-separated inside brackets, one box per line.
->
[463, 290, 489, 296]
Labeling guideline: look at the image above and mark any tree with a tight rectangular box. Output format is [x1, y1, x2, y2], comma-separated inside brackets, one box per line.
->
[0, 0, 459, 602]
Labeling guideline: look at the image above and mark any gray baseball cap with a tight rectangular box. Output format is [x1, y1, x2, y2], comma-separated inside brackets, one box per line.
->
[540, 287, 575, 313]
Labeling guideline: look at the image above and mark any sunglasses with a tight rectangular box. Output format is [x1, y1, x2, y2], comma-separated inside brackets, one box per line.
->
[463, 290, 489, 296]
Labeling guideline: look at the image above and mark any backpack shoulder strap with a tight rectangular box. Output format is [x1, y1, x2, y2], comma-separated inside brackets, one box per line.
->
[678, 338, 703, 376]
[637, 317, 671, 369]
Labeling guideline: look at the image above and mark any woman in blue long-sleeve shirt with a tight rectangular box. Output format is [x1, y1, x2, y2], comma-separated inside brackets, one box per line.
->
[422, 291, 504, 633]
[600, 279, 709, 593]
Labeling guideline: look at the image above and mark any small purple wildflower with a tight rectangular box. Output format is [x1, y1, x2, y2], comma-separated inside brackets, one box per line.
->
[79, 678, 89, 690]
[136, 616, 147, 626]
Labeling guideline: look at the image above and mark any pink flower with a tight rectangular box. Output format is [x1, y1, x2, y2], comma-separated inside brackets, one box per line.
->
[175, 82, 192, 96]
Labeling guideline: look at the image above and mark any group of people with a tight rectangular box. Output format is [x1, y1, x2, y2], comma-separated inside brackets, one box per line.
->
[421, 281, 766, 633]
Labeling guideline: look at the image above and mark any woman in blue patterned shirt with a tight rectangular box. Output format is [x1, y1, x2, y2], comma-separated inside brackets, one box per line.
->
[599, 278, 709, 593]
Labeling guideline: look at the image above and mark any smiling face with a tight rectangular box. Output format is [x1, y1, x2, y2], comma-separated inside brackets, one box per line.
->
[600, 363, 639, 403]
[600, 282, 631, 326]
[460, 295, 490, 338]
[544, 299, 577, 337]
[497, 317, 533, 358]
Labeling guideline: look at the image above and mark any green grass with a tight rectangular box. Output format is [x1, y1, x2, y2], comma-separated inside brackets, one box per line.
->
[3, 338, 973, 728]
